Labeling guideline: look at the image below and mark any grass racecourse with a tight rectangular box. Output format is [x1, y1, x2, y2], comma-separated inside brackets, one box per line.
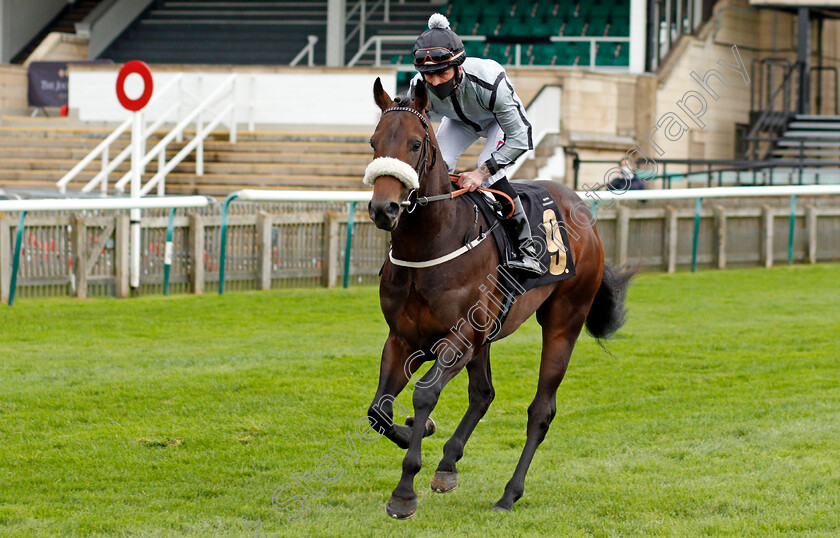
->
[0, 264, 839, 537]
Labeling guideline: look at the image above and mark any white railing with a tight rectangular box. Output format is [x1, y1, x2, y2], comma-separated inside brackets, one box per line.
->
[583, 184, 840, 201]
[290, 35, 319, 67]
[57, 74, 184, 194]
[347, 35, 630, 69]
[230, 185, 840, 204]
[0, 195, 209, 212]
[112, 74, 239, 197]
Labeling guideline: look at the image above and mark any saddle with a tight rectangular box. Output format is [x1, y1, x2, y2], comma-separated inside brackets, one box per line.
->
[462, 181, 576, 297]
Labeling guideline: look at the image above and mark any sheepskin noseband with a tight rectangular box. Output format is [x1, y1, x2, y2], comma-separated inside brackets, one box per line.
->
[363, 157, 420, 190]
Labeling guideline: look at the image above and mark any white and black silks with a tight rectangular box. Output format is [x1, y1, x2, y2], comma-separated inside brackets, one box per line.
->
[407, 57, 533, 178]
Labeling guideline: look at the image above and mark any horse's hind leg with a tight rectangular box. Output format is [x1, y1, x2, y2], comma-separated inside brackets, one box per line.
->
[431, 345, 495, 493]
[493, 299, 588, 512]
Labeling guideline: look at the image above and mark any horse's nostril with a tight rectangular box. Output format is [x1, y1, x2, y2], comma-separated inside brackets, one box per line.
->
[386, 202, 400, 219]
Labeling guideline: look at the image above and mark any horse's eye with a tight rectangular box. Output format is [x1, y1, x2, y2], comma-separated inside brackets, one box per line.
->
[412, 142, 421, 151]
[369, 138, 375, 148]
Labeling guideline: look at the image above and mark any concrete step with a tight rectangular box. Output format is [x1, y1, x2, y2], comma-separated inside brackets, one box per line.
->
[793, 114, 840, 121]
[782, 130, 840, 138]
[0, 170, 364, 188]
[772, 148, 840, 158]
[0, 158, 133, 172]
[0, 126, 376, 144]
[0, 136, 374, 155]
[787, 121, 840, 130]
[0, 146, 378, 165]
[776, 139, 840, 147]
[0, 126, 123, 139]
[0, 160, 366, 176]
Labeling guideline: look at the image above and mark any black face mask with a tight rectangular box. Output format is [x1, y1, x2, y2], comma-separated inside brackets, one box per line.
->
[425, 73, 458, 100]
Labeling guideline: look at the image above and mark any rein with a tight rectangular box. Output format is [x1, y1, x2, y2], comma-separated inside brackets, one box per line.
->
[402, 174, 516, 219]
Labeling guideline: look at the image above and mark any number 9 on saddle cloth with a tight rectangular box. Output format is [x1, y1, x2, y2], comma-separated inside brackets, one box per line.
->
[465, 181, 576, 295]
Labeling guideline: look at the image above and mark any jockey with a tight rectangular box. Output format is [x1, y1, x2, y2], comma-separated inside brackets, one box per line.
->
[403, 13, 542, 276]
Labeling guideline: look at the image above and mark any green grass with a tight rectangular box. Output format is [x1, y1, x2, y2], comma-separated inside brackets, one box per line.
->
[1, 265, 838, 537]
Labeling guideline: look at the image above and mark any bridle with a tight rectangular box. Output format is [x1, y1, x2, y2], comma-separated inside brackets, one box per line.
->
[380, 106, 437, 183]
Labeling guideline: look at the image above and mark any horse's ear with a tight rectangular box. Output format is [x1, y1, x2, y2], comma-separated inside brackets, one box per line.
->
[413, 80, 429, 113]
[373, 77, 392, 111]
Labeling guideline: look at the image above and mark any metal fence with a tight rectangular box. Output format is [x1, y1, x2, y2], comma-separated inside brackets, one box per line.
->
[2, 196, 839, 301]
[0, 202, 387, 301]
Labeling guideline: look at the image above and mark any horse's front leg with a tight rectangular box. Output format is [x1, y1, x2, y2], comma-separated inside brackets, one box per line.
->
[368, 334, 436, 450]
[386, 351, 472, 519]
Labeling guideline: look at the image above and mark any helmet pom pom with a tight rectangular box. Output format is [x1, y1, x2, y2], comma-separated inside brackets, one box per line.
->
[428, 13, 450, 30]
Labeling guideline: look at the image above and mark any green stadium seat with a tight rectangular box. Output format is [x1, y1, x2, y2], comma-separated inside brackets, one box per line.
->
[460, 4, 483, 19]
[483, 3, 507, 20]
[530, 42, 589, 66]
[587, 17, 608, 37]
[557, 2, 579, 18]
[479, 17, 502, 36]
[609, 16, 630, 36]
[560, 17, 585, 36]
[486, 43, 511, 64]
[452, 16, 480, 35]
[537, 2, 561, 19]
[464, 40, 487, 57]
[534, 18, 557, 36]
[587, 5, 613, 18]
[498, 14, 549, 37]
[595, 42, 628, 67]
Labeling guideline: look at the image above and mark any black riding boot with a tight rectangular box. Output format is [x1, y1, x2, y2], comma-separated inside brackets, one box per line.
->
[502, 196, 543, 276]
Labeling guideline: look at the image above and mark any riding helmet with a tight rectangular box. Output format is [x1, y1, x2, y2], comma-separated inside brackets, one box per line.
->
[412, 14, 466, 73]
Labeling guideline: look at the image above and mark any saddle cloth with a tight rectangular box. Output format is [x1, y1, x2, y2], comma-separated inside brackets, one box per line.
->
[463, 181, 576, 297]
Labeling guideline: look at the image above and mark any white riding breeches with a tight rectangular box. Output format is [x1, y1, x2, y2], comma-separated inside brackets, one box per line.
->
[436, 117, 507, 187]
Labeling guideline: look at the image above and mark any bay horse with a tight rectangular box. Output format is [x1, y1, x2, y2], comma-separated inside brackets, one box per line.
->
[365, 77, 633, 519]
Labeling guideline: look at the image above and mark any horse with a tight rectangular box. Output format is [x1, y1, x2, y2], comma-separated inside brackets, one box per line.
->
[365, 77, 633, 519]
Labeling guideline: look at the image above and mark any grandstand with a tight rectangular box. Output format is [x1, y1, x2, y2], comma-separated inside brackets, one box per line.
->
[0, 0, 839, 197]
[94, 1, 631, 69]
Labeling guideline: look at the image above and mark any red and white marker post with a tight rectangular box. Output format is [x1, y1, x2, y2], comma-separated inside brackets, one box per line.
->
[116, 61, 154, 290]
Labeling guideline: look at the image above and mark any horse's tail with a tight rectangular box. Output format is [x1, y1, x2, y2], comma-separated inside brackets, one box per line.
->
[585, 263, 636, 340]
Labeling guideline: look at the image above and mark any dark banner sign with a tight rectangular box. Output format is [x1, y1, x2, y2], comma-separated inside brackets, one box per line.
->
[28, 60, 112, 107]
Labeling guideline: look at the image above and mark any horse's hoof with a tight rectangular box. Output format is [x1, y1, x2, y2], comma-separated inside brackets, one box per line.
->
[430, 471, 458, 493]
[405, 416, 436, 437]
[492, 499, 513, 512]
[385, 495, 417, 519]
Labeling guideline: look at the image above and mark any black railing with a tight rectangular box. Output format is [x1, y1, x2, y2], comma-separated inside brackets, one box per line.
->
[744, 60, 803, 160]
